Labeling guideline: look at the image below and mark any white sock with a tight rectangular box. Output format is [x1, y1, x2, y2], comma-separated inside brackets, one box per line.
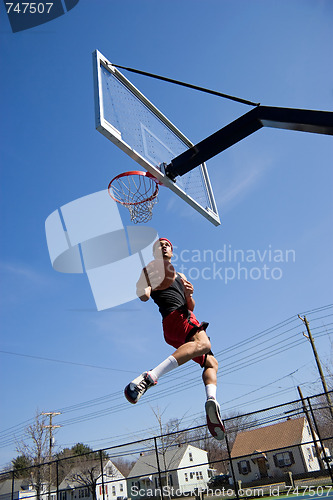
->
[149, 355, 179, 382]
[205, 383, 217, 400]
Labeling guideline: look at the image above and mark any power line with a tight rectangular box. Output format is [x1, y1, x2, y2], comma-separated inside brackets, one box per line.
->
[0, 350, 138, 374]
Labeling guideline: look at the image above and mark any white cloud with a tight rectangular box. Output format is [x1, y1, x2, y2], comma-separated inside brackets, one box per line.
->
[0, 261, 47, 283]
[213, 150, 274, 213]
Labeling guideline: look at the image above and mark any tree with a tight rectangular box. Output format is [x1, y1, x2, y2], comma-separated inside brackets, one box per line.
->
[67, 458, 102, 500]
[63, 455, 121, 500]
[56, 444, 108, 484]
[141, 408, 191, 498]
[12, 455, 33, 478]
[15, 411, 49, 500]
[110, 457, 136, 477]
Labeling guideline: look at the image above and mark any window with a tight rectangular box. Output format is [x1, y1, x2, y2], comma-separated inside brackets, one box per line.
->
[189, 453, 193, 462]
[184, 473, 188, 482]
[112, 486, 116, 496]
[120, 485, 123, 493]
[237, 460, 251, 475]
[307, 447, 313, 461]
[274, 452, 295, 467]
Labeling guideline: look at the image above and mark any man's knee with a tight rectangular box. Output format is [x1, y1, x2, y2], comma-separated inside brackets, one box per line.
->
[205, 354, 218, 370]
[193, 333, 211, 354]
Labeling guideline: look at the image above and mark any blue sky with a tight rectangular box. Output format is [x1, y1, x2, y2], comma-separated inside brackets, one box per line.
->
[0, 0, 332, 469]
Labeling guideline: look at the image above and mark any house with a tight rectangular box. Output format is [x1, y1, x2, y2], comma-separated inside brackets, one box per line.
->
[0, 479, 53, 500]
[127, 444, 214, 498]
[59, 459, 127, 500]
[230, 416, 330, 483]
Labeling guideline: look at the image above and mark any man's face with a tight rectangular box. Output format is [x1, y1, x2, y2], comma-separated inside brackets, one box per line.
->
[154, 239, 173, 260]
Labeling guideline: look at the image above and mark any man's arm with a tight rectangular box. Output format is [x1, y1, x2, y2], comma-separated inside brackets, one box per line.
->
[178, 272, 195, 311]
[136, 268, 152, 302]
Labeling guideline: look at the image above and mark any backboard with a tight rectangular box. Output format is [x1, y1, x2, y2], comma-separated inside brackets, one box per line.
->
[93, 50, 220, 226]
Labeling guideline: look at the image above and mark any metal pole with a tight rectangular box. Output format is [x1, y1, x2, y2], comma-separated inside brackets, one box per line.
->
[56, 460, 59, 500]
[224, 432, 240, 500]
[297, 386, 324, 469]
[307, 398, 333, 483]
[11, 470, 15, 500]
[99, 450, 105, 500]
[154, 437, 165, 500]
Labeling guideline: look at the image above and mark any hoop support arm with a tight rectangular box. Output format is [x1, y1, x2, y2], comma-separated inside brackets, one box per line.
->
[165, 106, 333, 179]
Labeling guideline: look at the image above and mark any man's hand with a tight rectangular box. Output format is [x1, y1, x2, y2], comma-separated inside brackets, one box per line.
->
[145, 260, 176, 291]
[180, 277, 194, 297]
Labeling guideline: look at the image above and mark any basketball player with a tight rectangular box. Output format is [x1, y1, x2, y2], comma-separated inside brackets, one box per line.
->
[124, 238, 225, 441]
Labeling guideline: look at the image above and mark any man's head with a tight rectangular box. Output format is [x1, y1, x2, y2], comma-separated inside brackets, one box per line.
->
[153, 238, 173, 260]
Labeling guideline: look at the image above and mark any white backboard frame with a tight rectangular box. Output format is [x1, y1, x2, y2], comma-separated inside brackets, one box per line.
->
[93, 50, 220, 226]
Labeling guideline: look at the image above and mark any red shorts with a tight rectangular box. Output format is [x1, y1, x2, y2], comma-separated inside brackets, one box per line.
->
[162, 308, 210, 367]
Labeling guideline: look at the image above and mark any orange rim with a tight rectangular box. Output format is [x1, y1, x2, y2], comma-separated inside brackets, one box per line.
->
[108, 171, 160, 206]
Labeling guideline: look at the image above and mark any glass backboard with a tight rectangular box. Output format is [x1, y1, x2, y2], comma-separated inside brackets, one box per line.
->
[93, 50, 220, 226]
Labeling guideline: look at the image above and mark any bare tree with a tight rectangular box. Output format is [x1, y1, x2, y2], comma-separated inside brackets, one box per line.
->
[138, 407, 190, 498]
[15, 411, 49, 500]
[68, 458, 102, 500]
[65, 457, 122, 500]
[110, 457, 135, 477]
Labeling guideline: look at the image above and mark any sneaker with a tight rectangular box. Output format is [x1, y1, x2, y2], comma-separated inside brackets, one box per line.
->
[124, 371, 157, 404]
[205, 397, 226, 440]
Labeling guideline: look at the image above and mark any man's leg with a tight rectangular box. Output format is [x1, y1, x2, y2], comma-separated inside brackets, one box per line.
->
[203, 354, 225, 441]
[124, 329, 211, 404]
[170, 329, 211, 365]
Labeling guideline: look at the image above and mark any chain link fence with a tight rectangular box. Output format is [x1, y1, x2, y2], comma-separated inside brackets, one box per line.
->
[1, 392, 332, 500]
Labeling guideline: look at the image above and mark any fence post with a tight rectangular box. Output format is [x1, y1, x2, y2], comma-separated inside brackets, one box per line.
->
[56, 459, 59, 500]
[225, 433, 240, 500]
[11, 470, 15, 500]
[154, 437, 165, 500]
[99, 450, 105, 500]
[285, 472, 294, 488]
[298, 387, 324, 470]
[307, 397, 333, 483]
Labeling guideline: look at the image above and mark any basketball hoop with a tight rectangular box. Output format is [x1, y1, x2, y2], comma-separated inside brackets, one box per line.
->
[108, 171, 161, 223]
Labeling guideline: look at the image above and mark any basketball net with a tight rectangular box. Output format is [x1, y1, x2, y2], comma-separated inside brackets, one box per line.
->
[108, 171, 160, 224]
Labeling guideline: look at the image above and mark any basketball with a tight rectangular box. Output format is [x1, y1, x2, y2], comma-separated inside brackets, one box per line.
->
[145, 259, 176, 291]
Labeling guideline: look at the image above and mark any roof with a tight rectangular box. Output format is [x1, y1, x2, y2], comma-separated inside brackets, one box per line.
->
[0, 480, 33, 495]
[230, 417, 306, 458]
[128, 445, 205, 478]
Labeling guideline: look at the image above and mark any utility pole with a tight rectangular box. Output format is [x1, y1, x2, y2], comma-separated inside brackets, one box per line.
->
[42, 412, 61, 499]
[298, 315, 333, 418]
